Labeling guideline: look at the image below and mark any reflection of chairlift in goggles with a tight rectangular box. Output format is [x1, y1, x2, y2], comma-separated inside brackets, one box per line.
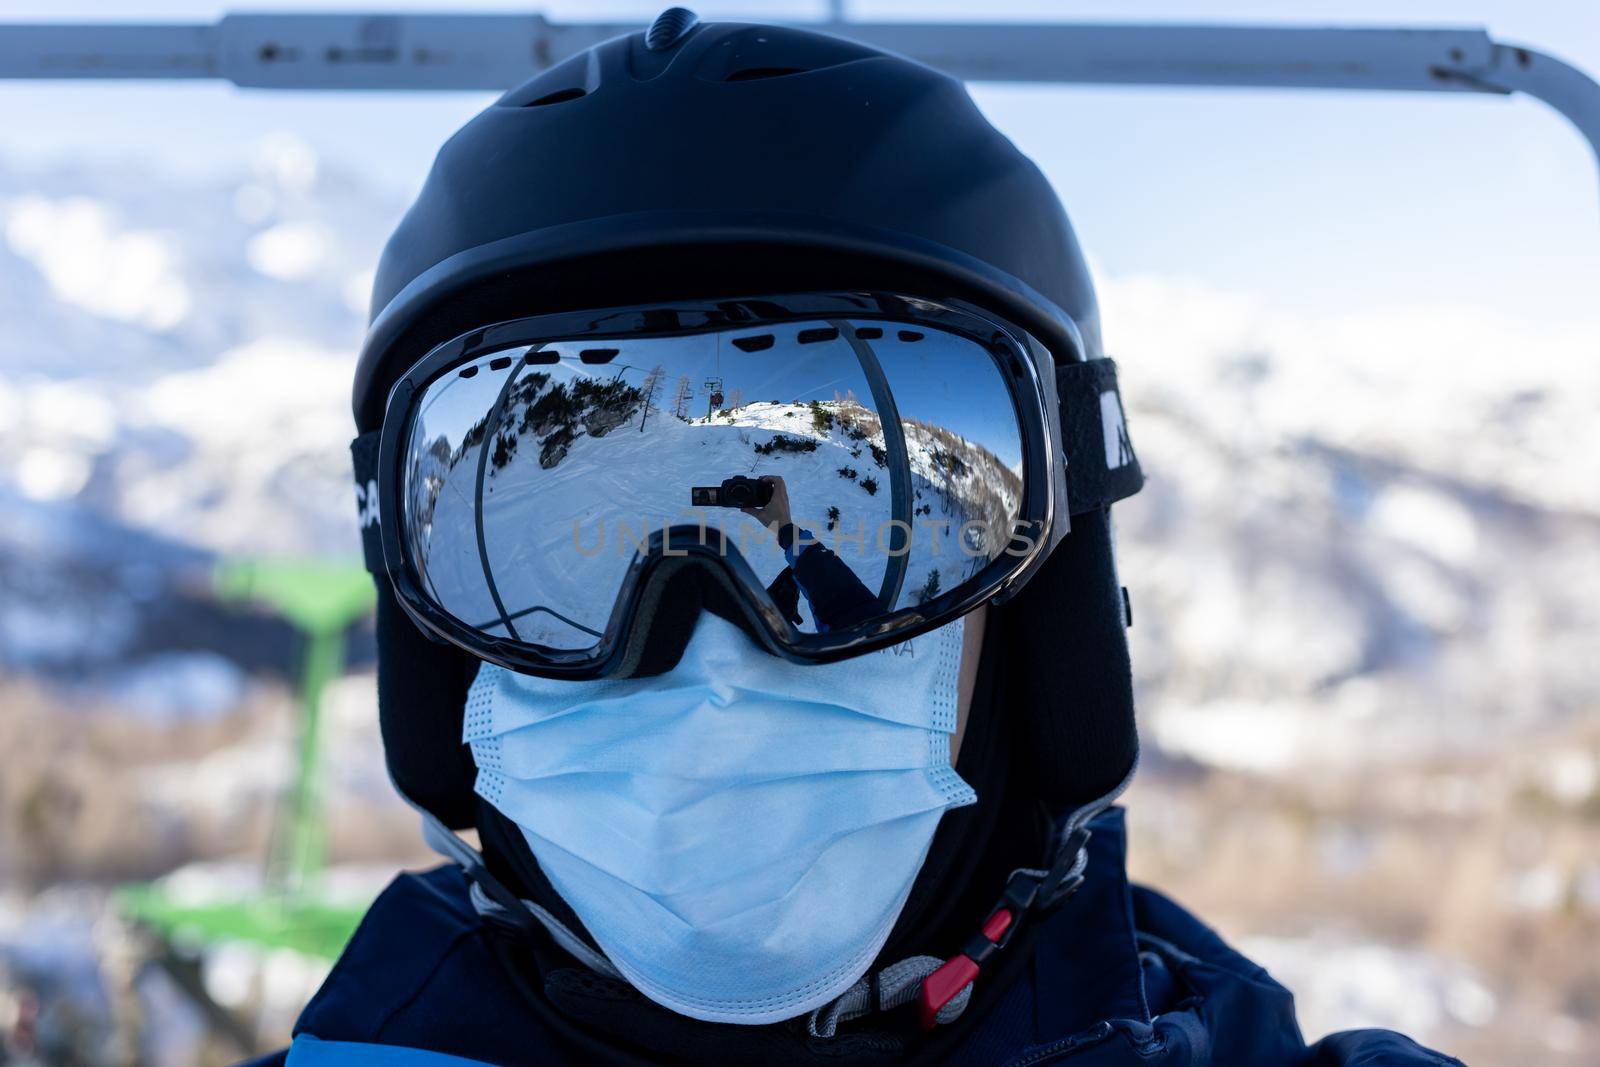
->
[352, 292, 1142, 679]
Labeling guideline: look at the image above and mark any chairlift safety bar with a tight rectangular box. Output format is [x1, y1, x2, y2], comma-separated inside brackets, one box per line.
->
[0, 14, 1596, 193]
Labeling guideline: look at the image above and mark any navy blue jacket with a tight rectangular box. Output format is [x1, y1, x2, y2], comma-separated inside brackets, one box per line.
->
[243, 810, 1459, 1066]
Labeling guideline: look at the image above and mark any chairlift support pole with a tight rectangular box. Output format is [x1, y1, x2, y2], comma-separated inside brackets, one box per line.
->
[0, 15, 1596, 192]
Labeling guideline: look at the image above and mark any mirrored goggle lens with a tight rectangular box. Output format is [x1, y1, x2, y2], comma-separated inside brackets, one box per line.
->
[400, 318, 1030, 652]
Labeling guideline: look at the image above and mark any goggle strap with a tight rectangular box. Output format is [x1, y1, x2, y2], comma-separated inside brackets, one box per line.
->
[352, 428, 385, 573]
[1057, 359, 1144, 517]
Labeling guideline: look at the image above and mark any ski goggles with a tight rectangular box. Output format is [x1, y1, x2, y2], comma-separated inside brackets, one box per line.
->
[353, 292, 1141, 677]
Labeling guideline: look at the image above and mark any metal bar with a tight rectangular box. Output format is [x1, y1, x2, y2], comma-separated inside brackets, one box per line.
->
[0, 17, 1531, 93]
[1480, 43, 1600, 173]
[836, 22, 1501, 92]
[1, 16, 1596, 184]
[0, 22, 216, 79]
[213, 13, 621, 92]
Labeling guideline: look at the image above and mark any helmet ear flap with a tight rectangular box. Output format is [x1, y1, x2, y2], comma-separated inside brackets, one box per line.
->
[375, 582, 482, 829]
[995, 507, 1138, 813]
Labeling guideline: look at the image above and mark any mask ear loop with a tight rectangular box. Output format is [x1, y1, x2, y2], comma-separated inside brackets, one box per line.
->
[394, 771, 624, 981]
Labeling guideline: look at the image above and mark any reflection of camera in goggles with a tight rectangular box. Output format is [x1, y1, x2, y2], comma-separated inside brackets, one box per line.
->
[690, 476, 774, 510]
[374, 293, 1066, 675]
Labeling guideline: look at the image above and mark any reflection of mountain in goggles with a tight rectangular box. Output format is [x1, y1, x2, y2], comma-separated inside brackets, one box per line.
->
[353, 294, 1143, 677]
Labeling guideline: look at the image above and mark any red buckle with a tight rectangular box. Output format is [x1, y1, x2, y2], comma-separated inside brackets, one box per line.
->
[915, 832, 1092, 1032]
[917, 954, 978, 1030]
[981, 907, 1014, 942]
[916, 906, 1015, 1030]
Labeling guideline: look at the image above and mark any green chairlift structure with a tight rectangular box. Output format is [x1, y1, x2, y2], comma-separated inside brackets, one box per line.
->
[117, 559, 376, 1049]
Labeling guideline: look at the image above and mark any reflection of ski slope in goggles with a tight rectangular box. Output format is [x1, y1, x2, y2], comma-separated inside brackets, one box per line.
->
[381, 294, 1059, 673]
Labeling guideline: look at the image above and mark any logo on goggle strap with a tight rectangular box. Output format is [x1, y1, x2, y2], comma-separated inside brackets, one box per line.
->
[356, 478, 381, 529]
[1099, 391, 1135, 470]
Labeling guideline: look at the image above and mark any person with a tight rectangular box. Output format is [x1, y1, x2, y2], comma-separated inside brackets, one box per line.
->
[741, 475, 881, 631]
[248, 11, 1462, 1065]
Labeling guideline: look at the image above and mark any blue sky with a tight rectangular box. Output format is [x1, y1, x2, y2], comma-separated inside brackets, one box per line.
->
[2, 0, 1597, 329]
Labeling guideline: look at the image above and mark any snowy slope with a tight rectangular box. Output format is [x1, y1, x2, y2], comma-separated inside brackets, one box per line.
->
[421, 387, 1021, 644]
[1101, 275, 1600, 772]
[0, 140, 394, 685]
[0, 142, 1595, 763]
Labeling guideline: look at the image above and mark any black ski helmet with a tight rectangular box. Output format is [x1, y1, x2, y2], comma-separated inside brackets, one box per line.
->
[358, 13, 1136, 829]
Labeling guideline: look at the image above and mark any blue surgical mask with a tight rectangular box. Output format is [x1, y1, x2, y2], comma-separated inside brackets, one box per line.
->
[465, 613, 976, 1025]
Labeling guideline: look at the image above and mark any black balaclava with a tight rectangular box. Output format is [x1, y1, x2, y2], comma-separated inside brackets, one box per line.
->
[461, 508, 1136, 1065]
[357, 15, 1142, 1062]
[467, 610, 1041, 1067]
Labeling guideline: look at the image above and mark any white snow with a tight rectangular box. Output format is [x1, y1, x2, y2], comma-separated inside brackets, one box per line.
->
[105, 652, 248, 719]
[1545, 750, 1598, 805]
[343, 269, 375, 315]
[251, 131, 320, 194]
[3, 194, 190, 330]
[247, 221, 334, 282]
[1102, 273, 1600, 517]
[138, 733, 292, 820]
[1369, 485, 1479, 567]
[125, 338, 357, 554]
[0, 151, 1592, 772]
[16, 446, 91, 501]
[419, 386, 1019, 645]
[1101, 272, 1600, 774]
[1243, 933, 1497, 1044]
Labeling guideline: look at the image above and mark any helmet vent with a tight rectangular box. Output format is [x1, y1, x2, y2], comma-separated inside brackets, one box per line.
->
[724, 66, 807, 82]
[524, 86, 587, 108]
[646, 7, 700, 52]
[694, 27, 875, 84]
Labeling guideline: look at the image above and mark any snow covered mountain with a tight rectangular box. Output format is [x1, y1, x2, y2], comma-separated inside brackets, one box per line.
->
[0, 138, 392, 687]
[1, 139, 1595, 763]
[1103, 276, 1600, 772]
[418, 383, 1021, 644]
